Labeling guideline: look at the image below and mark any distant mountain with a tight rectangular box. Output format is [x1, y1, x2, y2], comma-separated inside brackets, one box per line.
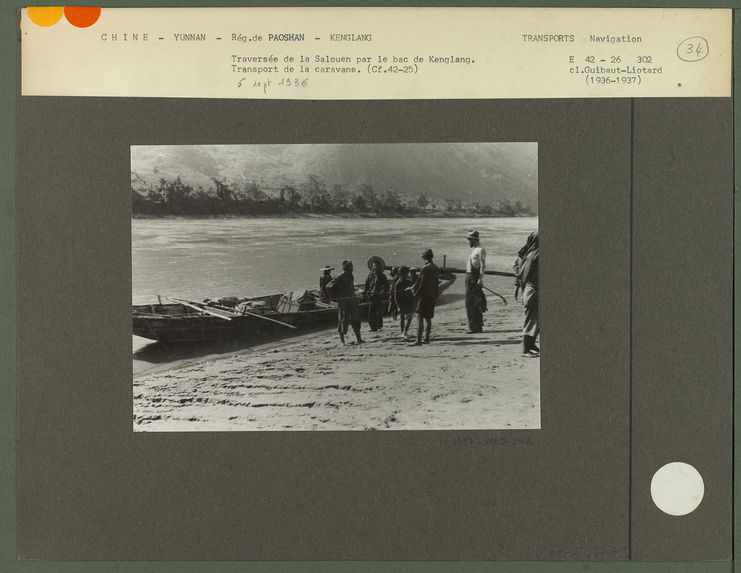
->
[131, 143, 538, 213]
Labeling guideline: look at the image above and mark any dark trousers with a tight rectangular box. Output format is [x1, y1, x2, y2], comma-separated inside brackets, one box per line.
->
[465, 272, 485, 332]
[416, 316, 431, 343]
[338, 302, 361, 337]
[368, 295, 384, 330]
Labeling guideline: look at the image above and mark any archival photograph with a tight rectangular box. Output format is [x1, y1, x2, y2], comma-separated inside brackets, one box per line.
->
[132, 143, 540, 431]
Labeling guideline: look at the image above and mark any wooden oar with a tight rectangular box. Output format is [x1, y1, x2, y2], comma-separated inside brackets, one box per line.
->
[170, 297, 298, 330]
[168, 297, 235, 320]
[442, 266, 516, 278]
[384, 264, 515, 278]
[241, 310, 298, 329]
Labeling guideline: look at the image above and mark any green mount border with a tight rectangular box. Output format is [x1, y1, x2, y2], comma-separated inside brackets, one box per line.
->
[1, 1, 736, 572]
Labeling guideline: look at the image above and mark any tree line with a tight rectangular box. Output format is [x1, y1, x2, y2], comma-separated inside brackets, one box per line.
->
[131, 174, 534, 217]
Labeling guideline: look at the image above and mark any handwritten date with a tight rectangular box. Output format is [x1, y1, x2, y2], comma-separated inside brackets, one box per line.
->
[238, 77, 308, 93]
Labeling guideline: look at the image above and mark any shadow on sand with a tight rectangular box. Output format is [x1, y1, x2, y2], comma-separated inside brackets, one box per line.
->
[134, 322, 334, 366]
[429, 337, 521, 346]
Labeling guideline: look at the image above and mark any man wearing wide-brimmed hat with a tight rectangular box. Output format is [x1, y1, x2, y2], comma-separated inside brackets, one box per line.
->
[363, 256, 390, 331]
[319, 265, 335, 304]
[465, 230, 488, 333]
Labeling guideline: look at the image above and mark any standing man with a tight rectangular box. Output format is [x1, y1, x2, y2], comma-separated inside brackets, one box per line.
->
[319, 265, 335, 304]
[465, 230, 487, 333]
[364, 256, 389, 331]
[326, 260, 364, 346]
[409, 248, 440, 346]
[517, 231, 539, 357]
[392, 265, 414, 340]
[387, 266, 400, 320]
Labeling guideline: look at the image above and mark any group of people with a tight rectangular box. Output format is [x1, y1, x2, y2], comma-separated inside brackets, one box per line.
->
[320, 249, 440, 347]
[318, 229, 540, 357]
[463, 228, 540, 357]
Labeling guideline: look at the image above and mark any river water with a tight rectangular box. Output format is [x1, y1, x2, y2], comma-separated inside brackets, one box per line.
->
[132, 216, 538, 361]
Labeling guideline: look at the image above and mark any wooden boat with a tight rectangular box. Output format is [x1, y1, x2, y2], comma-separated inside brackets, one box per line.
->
[132, 271, 456, 344]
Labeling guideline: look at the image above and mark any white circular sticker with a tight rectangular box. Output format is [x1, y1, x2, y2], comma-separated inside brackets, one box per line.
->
[650, 462, 704, 516]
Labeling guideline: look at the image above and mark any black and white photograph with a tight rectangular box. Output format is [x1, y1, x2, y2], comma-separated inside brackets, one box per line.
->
[11, 4, 736, 567]
[132, 142, 540, 431]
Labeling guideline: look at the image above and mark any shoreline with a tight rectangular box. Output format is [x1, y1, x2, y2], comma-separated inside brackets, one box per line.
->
[132, 213, 538, 220]
[133, 291, 541, 431]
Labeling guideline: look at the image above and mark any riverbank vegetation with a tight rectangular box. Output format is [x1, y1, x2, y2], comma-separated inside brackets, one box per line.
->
[131, 174, 535, 218]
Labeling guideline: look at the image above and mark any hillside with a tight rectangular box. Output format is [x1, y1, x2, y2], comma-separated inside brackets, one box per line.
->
[131, 143, 538, 214]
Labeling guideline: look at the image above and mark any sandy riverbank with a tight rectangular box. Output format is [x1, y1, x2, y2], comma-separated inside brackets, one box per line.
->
[133, 290, 540, 431]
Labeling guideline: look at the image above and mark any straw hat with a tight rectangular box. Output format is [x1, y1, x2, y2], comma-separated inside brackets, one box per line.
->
[466, 230, 480, 240]
[367, 255, 386, 271]
[320, 265, 335, 272]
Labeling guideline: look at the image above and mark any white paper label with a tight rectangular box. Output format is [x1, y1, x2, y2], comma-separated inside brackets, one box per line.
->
[21, 7, 731, 99]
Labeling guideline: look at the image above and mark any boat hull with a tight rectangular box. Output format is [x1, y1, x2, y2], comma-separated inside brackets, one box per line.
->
[132, 303, 339, 343]
[133, 272, 456, 344]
